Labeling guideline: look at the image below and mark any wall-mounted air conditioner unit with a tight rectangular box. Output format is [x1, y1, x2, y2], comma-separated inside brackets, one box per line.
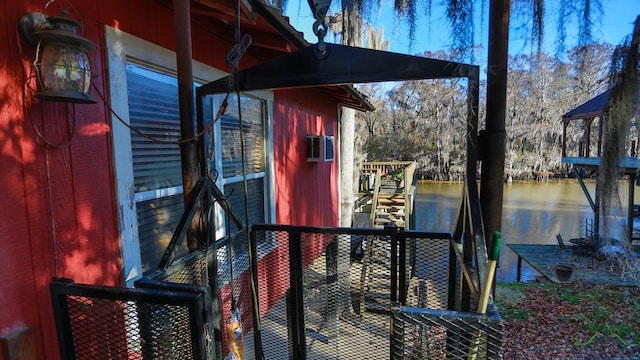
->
[306, 135, 335, 162]
[306, 135, 322, 162]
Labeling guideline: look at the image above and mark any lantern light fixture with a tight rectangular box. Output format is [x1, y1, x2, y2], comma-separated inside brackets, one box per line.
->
[19, 1, 96, 104]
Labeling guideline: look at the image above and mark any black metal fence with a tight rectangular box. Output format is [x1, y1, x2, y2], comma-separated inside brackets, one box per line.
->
[50, 198, 503, 359]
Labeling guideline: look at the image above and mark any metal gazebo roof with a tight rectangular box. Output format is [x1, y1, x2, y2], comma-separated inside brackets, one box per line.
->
[562, 89, 612, 121]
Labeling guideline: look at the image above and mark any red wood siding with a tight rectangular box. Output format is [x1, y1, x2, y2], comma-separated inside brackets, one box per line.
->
[0, 0, 45, 354]
[273, 88, 340, 227]
[218, 83, 342, 357]
[0, 1, 342, 358]
[2, 0, 126, 355]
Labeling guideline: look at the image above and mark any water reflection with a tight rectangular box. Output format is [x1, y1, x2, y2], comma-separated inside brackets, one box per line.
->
[415, 181, 638, 282]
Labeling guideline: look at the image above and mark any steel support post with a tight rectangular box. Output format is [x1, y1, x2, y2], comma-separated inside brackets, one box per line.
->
[480, 0, 510, 243]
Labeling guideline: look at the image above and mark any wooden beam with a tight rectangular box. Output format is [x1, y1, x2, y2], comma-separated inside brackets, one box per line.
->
[191, 0, 256, 23]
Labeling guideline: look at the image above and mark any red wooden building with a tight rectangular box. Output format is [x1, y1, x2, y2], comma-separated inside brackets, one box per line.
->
[0, 0, 370, 358]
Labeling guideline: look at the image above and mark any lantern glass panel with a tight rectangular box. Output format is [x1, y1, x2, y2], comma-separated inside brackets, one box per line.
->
[36, 42, 93, 100]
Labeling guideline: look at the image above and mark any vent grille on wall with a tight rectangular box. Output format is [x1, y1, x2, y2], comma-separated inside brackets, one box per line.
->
[324, 135, 334, 161]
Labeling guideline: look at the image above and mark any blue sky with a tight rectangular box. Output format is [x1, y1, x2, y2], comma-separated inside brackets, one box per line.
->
[283, 0, 639, 58]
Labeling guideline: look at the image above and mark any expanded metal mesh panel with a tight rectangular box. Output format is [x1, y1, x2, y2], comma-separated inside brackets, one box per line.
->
[65, 296, 137, 359]
[135, 302, 196, 359]
[391, 306, 504, 360]
[251, 227, 396, 359]
[51, 282, 205, 360]
[159, 250, 209, 287]
[359, 234, 393, 314]
[217, 231, 259, 359]
[302, 232, 392, 359]
[407, 235, 452, 309]
[146, 231, 258, 360]
[53, 225, 503, 359]
[252, 228, 292, 359]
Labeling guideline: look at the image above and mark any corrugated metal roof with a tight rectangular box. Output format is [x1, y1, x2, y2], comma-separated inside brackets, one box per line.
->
[562, 89, 611, 120]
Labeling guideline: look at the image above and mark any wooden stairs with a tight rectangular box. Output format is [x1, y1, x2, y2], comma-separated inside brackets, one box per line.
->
[357, 162, 415, 314]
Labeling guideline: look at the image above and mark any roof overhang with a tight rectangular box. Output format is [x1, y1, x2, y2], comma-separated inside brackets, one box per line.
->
[172, 0, 373, 110]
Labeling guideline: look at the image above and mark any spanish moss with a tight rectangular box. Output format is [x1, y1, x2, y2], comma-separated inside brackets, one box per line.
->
[598, 16, 640, 242]
[578, 0, 603, 47]
[423, 0, 433, 42]
[445, 0, 474, 62]
[393, 0, 418, 49]
[532, 0, 543, 55]
[554, 0, 570, 56]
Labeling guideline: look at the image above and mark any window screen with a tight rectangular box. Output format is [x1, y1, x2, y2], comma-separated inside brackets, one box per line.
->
[125, 63, 269, 274]
[126, 63, 184, 273]
[221, 94, 265, 177]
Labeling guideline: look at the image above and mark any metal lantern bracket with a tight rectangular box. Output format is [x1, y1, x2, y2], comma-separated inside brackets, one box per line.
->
[19, 12, 48, 47]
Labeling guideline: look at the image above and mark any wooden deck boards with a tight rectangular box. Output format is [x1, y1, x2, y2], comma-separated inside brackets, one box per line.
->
[507, 244, 640, 286]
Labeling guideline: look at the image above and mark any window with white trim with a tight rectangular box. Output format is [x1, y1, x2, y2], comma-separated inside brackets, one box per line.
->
[126, 63, 188, 273]
[106, 26, 274, 284]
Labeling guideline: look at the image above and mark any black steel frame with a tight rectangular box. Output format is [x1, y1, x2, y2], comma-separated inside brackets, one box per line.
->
[50, 278, 208, 360]
[50, 221, 502, 359]
[390, 304, 504, 359]
[196, 42, 487, 312]
[250, 224, 458, 360]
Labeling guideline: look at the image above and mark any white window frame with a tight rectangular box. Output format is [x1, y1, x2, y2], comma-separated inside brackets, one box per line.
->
[105, 26, 275, 286]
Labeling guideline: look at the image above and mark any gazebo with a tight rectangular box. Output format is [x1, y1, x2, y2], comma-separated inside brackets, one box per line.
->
[561, 89, 640, 242]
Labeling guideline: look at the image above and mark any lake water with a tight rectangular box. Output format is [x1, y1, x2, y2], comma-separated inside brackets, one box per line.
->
[414, 180, 639, 282]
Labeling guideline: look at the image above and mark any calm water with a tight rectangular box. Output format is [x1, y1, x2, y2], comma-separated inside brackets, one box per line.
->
[414, 181, 639, 282]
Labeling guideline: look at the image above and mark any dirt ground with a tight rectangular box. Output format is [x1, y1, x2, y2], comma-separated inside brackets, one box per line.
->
[495, 281, 640, 359]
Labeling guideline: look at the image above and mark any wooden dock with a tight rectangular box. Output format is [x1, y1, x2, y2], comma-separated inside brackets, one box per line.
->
[507, 244, 640, 286]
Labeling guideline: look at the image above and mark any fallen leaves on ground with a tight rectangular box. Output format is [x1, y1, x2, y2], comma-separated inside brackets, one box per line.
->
[496, 282, 640, 359]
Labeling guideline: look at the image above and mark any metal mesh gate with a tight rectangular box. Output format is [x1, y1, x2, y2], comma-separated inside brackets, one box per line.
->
[249, 225, 504, 360]
[50, 279, 207, 359]
[406, 234, 452, 309]
[251, 226, 394, 360]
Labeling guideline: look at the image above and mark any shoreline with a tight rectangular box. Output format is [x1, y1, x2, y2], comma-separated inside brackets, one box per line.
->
[416, 177, 600, 184]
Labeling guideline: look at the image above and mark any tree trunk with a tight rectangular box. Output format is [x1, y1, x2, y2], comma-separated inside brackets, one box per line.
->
[335, 0, 362, 316]
[340, 107, 356, 229]
[334, 106, 357, 317]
